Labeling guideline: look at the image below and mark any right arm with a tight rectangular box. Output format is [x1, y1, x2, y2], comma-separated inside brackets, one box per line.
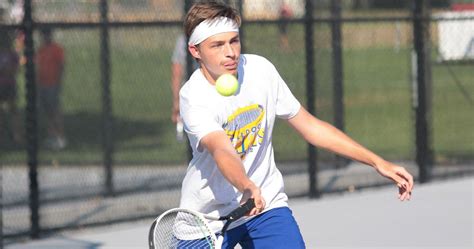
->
[200, 130, 266, 215]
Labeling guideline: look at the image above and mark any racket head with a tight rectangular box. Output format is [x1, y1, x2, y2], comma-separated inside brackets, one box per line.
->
[149, 208, 218, 249]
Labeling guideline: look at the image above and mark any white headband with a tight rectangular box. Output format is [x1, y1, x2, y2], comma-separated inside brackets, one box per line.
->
[188, 16, 239, 46]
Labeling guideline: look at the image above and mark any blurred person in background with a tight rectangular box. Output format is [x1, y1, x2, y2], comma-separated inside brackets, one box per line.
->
[171, 34, 187, 127]
[0, 30, 22, 145]
[36, 27, 66, 150]
[170, 34, 199, 141]
[278, 1, 293, 50]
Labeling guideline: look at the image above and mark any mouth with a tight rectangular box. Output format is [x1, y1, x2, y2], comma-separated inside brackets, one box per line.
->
[223, 61, 238, 71]
[223, 58, 239, 69]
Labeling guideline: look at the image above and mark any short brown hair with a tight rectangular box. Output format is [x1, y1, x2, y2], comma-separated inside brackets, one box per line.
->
[184, 1, 241, 40]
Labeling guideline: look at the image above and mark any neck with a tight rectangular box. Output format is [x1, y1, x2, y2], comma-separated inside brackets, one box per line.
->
[200, 67, 217, 85]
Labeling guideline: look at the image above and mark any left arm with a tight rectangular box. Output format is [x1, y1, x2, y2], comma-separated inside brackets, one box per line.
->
[287, 107, 414, 201]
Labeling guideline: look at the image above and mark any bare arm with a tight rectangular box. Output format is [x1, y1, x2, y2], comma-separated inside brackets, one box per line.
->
[287, 107, 414, 201]
[200, 130, 266, 215]
[171, 63, 183, 123]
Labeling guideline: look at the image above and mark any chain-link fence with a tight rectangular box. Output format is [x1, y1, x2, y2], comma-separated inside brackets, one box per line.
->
[1, 0, 473, 243]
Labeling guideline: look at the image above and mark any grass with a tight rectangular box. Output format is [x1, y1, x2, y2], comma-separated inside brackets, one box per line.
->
[1, 23, 472, 165]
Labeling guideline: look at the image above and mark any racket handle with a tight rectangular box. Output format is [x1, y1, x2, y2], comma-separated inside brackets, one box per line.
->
[228, 198, 255, 221]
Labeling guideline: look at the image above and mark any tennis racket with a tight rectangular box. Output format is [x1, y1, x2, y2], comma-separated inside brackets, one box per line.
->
[149, 198, 255, 249]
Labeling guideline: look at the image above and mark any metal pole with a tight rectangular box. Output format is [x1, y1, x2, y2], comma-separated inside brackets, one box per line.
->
[0, 176, 2, 248]
[330, 0, 347, 169]
[23, 0, 40, 238]
[304, 0, 320, 198]
[184, 0, 194, 163]
[331, 0, 344, 132]
[100, 0, 114, 196]
[0, 168, 2, 248]
[238, 0, 245, 53]
[184, 0, 193, 83]
[412, 0, 433, 183]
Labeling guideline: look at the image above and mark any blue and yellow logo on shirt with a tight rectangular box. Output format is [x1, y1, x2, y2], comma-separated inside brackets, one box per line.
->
[224, 104, 265, 159]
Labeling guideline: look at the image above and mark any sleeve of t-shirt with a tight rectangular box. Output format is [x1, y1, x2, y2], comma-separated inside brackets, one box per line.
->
[271, 64, 301, 119]
[180, 87, 223, 152]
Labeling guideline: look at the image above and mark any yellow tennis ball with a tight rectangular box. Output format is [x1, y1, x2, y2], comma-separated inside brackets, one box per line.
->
[215, 74, 239, 96]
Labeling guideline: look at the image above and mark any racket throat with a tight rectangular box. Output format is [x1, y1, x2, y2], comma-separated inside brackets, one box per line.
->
[221, 222, 232, 235]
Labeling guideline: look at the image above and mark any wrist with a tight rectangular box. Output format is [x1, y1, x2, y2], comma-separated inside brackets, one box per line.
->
[372, 157, 388, 170]
[239, 180, 256, 193]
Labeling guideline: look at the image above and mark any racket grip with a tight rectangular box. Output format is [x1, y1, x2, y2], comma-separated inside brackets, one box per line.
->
[228, 198, 255, 220]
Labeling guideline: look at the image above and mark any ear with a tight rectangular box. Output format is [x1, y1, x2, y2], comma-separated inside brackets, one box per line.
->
[188, 45, 201, 60]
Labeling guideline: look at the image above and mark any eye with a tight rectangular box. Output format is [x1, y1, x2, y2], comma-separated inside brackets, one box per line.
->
[211, 43, 223, 48]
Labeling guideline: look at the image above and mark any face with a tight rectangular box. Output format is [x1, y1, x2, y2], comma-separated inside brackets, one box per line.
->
[188, 32, 241, 84]
[41, 32, 52, 44]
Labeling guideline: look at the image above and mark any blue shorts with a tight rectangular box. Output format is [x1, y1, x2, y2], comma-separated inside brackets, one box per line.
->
[178, 207, 305, 249]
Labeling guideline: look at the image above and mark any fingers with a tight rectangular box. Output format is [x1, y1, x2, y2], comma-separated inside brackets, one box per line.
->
[393, 168, 414, 201]
[255, 197, 266, 214]
[240, 186, 266, 216]
[246, 196, 265, 216]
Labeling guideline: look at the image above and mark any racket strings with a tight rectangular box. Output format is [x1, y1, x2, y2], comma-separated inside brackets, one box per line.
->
[153, 211, 217, 249]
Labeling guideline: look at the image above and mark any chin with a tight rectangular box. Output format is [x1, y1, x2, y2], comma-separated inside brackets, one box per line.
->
[225, 68, 238, 75]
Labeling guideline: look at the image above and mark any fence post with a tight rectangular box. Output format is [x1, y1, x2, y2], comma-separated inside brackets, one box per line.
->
[412, 0, 433, 183]
[23, 0, 40, 238]
[183, 0, 194, 163]
[238, 0, 245, 53]
[100, 0, 114, 196]
[0, 174, 1, 247]
[304, 0, 320, 198]
[330, 0, 347, 169]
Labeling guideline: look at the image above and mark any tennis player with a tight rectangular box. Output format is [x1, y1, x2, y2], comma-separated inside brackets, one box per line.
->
[178, 1, 414, 248]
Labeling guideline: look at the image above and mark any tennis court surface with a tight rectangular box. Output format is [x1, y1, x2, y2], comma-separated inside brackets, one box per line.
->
[7, 176, 473, 249]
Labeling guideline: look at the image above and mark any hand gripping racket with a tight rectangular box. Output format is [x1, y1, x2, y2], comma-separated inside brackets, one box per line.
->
[149, 198, 255, 249]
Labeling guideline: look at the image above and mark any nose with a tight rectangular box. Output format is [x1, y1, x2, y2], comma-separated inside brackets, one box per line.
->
[224, 43, 236, 58]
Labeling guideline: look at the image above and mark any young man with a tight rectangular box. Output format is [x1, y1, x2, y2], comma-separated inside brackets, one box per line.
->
[36, 27, 66, 150]
[179, 1, 414, 248]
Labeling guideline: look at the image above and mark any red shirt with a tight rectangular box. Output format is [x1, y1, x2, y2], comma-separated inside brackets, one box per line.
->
[36, 42, 64, 87]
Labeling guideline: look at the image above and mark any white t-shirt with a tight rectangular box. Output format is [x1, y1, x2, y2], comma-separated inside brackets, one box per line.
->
[179, 54, 301, 235]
